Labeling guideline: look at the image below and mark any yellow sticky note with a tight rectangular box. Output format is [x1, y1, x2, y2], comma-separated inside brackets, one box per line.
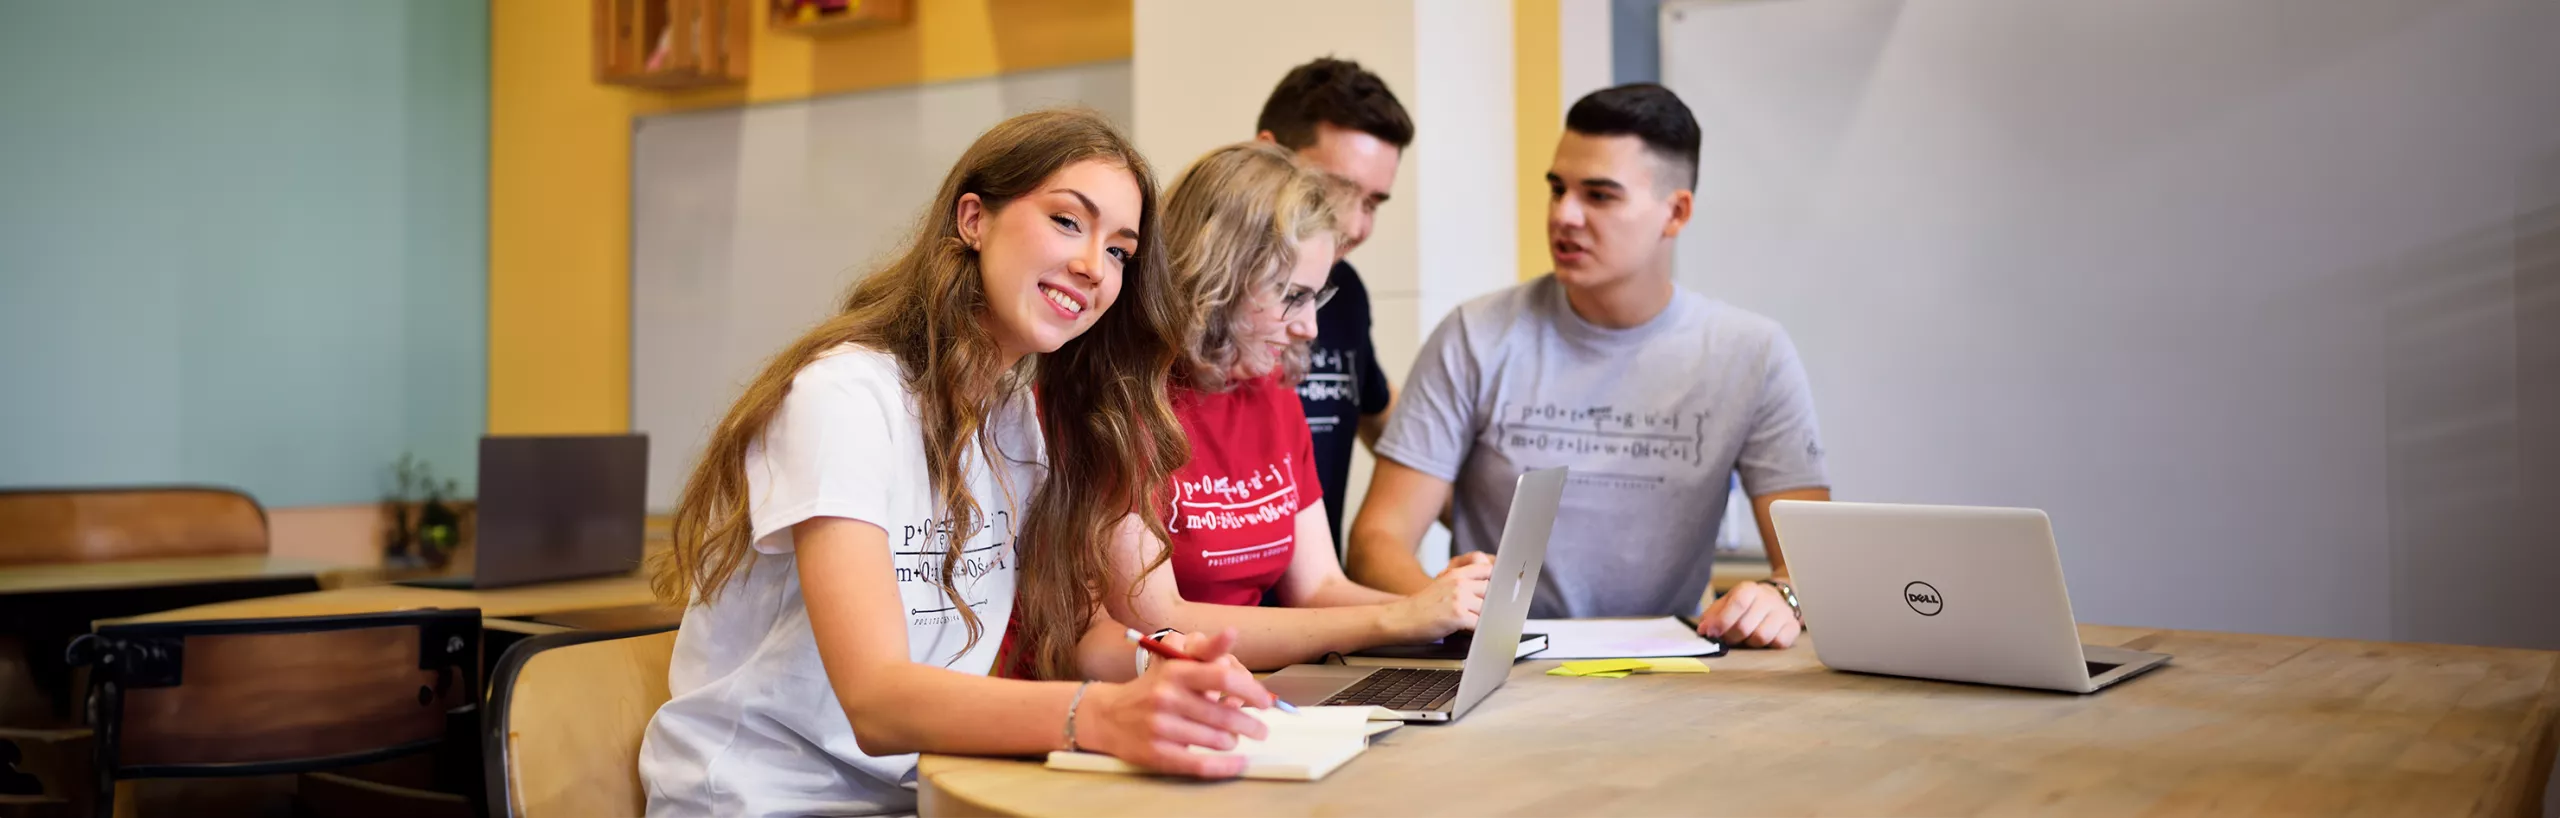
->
[1638, 657, 1710, 674]
[1559, 658, 1653, 675]
[1587, 670, 1635, 678]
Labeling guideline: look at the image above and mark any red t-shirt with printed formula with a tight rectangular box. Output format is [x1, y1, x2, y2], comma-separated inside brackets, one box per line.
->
[1163, 375, 1324, 607]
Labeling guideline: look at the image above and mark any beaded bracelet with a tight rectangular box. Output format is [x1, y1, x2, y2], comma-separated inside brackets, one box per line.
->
[1062, 680, 1094, 752]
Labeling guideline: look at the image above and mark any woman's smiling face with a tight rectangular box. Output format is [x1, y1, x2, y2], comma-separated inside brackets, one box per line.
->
[965, 158, 1145, 365]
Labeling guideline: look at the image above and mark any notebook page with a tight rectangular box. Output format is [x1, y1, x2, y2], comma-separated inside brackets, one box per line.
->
[1524, 617, 1722, 659]
[1044, 706, 1375, 781]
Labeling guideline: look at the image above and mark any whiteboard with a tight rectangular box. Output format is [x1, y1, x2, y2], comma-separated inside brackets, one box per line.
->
[632, 62, 1133, 512]
[1662, 0, 2560, 646]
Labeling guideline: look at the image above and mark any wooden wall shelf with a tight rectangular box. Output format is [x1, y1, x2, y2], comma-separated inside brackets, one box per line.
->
[769, 0, 910, 36]
[596, 0, 752, 89]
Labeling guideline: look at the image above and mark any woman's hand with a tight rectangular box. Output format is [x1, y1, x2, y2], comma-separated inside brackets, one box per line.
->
[1438, 550, 1494, 578]
[1075, 628, 1276, 777]
[1154, 630, 1253, 678]
[1383, 559, 1491, 642]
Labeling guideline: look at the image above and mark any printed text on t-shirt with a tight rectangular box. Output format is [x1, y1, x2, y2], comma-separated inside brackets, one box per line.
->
[894, 509, 1011, 624]
[1168, 456, 1302, 565]
[1495, 402, 1711, 467]
[1296, 349, 1362, 404]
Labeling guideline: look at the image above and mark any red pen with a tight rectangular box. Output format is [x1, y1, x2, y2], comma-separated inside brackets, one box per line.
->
[1124, 628, 1298, 713]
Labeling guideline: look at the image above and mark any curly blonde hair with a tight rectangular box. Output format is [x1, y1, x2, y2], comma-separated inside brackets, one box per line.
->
[1159, 141, 1349, 393]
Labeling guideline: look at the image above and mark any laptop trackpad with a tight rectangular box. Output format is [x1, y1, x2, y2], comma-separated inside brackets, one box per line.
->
[1264, 664, 1373, 707]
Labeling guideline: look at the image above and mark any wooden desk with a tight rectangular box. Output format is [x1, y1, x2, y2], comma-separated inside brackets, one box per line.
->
[0, 555, 341, 596]
[919, 625, 2560, 817]
[508, 603, 685, 632]
[104, 574, 660, 625]
[3, 556, 344, 728]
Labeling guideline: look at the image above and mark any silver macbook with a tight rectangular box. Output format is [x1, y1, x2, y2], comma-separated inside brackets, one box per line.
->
[1770, 501, 2170, 694]
[1262, 467, 1565, 722]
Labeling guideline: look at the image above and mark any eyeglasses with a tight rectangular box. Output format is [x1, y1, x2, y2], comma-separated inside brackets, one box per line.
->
[1279, 284, 1339, 318]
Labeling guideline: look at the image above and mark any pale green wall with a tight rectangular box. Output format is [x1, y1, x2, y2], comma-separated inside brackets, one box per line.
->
[0, 1, 488, 506]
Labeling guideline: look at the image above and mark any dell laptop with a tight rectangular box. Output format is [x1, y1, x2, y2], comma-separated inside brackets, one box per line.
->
[1770, 500, 2171, 694]
[1262, 466, 1566, 722]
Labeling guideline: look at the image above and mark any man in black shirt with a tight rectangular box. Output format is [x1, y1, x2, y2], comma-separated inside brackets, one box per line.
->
[1253, 58, 1413, 553]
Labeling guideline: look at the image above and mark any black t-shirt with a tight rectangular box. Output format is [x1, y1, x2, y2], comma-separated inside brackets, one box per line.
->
[1296, 260, 1394, 550]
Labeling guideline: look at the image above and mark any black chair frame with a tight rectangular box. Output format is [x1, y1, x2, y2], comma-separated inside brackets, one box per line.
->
[66, 608, 483, 816]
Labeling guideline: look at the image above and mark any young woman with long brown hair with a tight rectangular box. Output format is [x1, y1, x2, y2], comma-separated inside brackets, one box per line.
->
[638, 110, 1276, 817]
[1096, 141, 1493, 671]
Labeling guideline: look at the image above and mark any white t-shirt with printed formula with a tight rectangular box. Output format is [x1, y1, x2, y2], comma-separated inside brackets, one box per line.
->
[640, 344, 1042, 818]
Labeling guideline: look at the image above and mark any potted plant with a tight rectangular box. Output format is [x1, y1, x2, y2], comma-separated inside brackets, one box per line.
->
[383, 454, 472, 569]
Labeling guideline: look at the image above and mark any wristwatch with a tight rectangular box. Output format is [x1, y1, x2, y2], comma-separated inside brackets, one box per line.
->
[1133, 627, 1180, 676]
[1755, 577, 1803, 622]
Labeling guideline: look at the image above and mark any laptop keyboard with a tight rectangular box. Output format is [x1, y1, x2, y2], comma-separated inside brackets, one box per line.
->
[1320, 667, 1462, 711]
[2087, 661, 2119, 678]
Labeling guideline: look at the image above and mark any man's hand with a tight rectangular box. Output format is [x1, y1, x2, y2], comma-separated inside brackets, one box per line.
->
[1697, 580, 1801, 649]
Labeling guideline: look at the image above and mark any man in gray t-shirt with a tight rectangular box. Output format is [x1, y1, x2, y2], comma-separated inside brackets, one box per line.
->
[1347, 84, 1831, 649]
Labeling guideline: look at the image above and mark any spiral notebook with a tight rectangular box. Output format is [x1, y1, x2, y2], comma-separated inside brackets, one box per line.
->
[1043, 706, 1396, 781]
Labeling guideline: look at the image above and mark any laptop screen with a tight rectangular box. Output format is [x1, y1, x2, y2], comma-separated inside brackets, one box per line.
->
[473, 434, 649, 588]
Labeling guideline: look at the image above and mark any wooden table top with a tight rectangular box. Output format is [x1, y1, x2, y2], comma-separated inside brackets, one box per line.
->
[919, 625, 2560, 817]
[0, 555, 345, 596]
[101, 573, 660, 625]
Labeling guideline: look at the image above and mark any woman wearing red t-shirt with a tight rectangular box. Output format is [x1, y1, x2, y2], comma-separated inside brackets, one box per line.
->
[1098, 142, 1492, 670]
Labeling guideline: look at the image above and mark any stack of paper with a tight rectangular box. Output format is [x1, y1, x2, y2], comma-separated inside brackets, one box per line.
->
[1524, 616, 1722, 659]
[1545, 657, 1713, 678]
[1044, 705, 1391, 781]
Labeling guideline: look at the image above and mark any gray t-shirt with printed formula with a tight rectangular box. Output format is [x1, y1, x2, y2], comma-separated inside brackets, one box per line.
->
[1376, 276, 1829, 619]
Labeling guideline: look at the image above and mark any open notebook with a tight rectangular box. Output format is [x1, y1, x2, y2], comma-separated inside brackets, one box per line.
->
[1044, 706, 1396, 781]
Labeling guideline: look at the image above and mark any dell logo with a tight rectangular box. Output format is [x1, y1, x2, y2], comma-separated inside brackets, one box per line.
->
[1904, 581, 1944, 616]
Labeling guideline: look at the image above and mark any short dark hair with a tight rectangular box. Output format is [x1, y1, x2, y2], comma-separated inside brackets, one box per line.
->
[1256, 57, 1415, 152]
[1564, 83, 1700, 190]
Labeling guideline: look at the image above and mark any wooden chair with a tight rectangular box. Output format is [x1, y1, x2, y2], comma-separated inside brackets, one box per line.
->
[482, 626, 676, 818]
[64, 609, 483, 817]
[0, 725, 90, 816]
[0, 486, 267, 567]
[286, 754, 479, 818]
[299, 770, 475, 818]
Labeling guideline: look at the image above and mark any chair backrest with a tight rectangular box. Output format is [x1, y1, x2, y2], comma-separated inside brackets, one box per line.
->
[484, 626, 677, 818]
[73, 609, 481, 784]
[0, 486, 268, 566]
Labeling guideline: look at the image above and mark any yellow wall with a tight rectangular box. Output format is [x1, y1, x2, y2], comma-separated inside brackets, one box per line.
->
[1513, 0, 1560, 283]
[487, 0, 1134, 434]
